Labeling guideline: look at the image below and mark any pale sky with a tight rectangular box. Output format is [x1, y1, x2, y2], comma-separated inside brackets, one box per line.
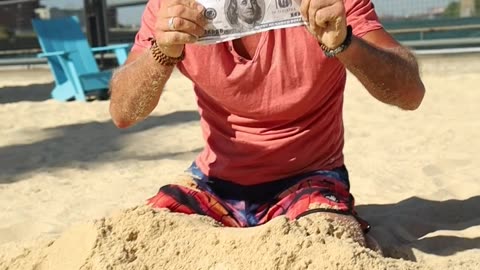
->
[40, 0, 460, 25]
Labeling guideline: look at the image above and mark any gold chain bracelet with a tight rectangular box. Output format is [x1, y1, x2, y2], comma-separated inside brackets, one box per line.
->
[147, 38, 185, 66]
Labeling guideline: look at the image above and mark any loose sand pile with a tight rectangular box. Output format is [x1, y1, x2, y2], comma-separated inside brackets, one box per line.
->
[2, 206, 423, 270]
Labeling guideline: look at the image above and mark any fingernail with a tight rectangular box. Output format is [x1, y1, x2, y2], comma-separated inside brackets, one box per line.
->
[197, 4, 204, 12]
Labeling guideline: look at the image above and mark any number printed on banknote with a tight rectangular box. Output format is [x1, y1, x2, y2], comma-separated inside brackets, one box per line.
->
[197, 0, 304, 44]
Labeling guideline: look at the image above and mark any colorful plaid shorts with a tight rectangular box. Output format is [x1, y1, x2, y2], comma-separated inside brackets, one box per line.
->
[147, 163, 370, 232]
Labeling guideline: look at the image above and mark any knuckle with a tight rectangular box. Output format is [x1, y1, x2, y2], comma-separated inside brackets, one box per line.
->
[166, 6, 174, 16]
[196, 13, 206, 24]
[195, 25, 205, 36]
[175, 5, 187, 16]
[175, 17, 185, 28]
[159, 1, 166, 10]
[189, 24, 202, 36]
[165, 0, 178, 8]
[167, 5, 178, 16]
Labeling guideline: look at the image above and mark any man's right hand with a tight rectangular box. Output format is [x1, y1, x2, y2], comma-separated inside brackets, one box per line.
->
[155, 0, 208, 57]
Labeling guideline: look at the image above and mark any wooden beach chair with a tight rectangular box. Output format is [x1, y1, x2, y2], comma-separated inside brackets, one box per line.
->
[32, 16, 131, 101]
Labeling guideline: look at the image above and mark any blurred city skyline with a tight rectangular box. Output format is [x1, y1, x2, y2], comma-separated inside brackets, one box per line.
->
[38, 0, 460, 26]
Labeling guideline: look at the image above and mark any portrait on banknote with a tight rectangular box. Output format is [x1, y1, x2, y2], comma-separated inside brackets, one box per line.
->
[225, 0, 265, 30]
[198, 0, 303, 44]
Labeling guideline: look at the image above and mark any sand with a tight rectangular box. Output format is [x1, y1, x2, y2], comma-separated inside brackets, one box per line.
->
[0, 54, 479, 269]
[1, 206, 419, 270]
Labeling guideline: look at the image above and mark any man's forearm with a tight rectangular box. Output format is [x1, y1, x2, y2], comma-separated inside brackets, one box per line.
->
[337, 36, 425, 110]
[109, 51, 174, 128]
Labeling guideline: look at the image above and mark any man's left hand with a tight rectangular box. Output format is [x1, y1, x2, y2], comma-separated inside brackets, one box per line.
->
[300, 0, 347, 49]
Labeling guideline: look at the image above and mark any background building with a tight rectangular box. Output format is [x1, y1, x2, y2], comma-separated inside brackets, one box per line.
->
[0, 0, 40, 33]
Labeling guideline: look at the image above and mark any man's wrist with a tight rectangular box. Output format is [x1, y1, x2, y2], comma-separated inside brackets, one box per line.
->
[148, 38, 185, 66]
[320, 25, 353, 58]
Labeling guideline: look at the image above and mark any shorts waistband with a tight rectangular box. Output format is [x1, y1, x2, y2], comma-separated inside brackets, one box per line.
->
[185, 162, 350, 202]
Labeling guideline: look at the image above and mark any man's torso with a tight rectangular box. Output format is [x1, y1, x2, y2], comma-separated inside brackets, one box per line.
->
[177, 27, 347, 184]
[130, 0, 383, 185]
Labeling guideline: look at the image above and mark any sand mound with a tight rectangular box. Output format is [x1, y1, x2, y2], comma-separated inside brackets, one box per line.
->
[2, 206, 424, 270]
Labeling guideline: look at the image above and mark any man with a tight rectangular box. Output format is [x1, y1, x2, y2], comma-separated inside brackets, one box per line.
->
[226, 0, 263, 30]
[109, 0, 425, 247]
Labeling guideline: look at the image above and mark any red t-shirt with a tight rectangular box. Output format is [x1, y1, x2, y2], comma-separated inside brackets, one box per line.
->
[131, 0, 383, 185]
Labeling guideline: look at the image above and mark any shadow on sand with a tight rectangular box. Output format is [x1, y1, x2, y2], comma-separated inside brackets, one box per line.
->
[358, 196, 480, 261]
[0, 110, 201, 183]
[0, 83, 54, 104]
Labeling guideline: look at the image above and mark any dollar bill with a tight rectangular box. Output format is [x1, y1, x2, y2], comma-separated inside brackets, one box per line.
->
[197, 0, 305, 44]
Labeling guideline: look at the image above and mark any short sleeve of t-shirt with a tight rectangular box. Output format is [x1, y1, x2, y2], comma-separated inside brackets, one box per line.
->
[345, 0, 383, 37]
[130, 0, 161, 54]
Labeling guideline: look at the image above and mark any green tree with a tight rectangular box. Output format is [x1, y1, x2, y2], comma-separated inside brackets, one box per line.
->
[444, 2, 460, 17]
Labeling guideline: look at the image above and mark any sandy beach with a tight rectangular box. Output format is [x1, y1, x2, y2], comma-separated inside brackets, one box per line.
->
[0, 54, 479, 269]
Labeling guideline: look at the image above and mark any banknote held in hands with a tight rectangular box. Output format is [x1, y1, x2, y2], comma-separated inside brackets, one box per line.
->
[197, 0, 304, 44]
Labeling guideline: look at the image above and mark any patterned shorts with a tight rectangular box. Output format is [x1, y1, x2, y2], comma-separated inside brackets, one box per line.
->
[147, 163, 370, 232]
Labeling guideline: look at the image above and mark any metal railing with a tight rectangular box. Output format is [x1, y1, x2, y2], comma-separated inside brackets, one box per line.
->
[386, 22, 480, 49]
[108, 0, 146, 8]
[388, 24, 480, 37]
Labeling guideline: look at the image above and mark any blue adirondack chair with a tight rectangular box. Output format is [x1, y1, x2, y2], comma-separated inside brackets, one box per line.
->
[32, 16, 131, 101]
